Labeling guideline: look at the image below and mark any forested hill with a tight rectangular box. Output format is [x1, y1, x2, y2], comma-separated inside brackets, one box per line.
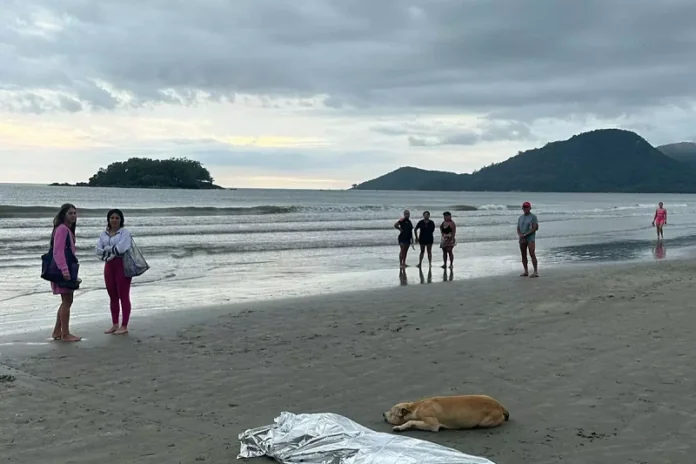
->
[354, 129, 696, 193]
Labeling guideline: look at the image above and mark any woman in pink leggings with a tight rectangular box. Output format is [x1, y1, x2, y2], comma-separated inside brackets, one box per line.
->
[96, 209, 133, 335]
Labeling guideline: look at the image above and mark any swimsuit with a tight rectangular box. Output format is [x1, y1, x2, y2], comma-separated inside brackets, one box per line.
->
[398, 219, 414, 245]
[440, 222, 456, 249]
[655, 209, 666, 226]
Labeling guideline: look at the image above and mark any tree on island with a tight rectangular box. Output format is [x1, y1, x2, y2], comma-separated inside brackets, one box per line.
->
[85, 157, 223, 189]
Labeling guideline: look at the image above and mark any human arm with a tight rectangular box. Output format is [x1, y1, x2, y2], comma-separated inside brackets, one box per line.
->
[652, 209, 657, 225]
[523, 219, 539, 236]
[96, 232, 112, 261]
[110, 229, 133, 256]
[665, 210, 667, 224]
[450, 221, 456, 238]
[414, 222, 421, 242]
[394, 220, 402, 231]
[52, 226, 71, 279]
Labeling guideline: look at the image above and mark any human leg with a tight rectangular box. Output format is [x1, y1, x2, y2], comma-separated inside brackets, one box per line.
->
[528, 241, 539, 277]
[114, 261, 132, 333]
[104, 261, 120, 333]
[519, 241, 529, 276]
[59, 293, 81, 342]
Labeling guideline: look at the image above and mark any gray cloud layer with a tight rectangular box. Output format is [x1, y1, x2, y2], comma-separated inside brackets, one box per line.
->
[2, 0, 696, 122]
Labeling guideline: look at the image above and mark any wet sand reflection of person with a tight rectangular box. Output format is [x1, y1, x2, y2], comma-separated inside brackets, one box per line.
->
[653, 241, 666, 259]
[399, 268, 408, 286]
[419, 266, 432, 284]
[442, 267, 454, 282]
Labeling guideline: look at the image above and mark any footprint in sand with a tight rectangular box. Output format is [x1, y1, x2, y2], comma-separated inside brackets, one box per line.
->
[0, 374, 16, 383]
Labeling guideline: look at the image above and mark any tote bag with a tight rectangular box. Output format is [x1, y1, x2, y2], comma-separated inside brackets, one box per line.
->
[41, 230, 79, 282]
[123, 236, 150, 278]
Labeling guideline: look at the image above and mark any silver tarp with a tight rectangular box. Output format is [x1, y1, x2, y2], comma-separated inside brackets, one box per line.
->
[237, 411, 496, 464]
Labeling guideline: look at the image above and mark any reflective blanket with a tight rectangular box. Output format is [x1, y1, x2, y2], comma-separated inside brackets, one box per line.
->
[238, 411, 495, 464]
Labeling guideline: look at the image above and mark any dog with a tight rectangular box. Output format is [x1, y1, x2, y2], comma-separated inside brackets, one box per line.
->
[383, 394, 509, 432]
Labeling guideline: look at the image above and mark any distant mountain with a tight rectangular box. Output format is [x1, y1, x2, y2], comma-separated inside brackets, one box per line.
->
[355, 167, 464, 191]
[353, 129, 696, 193]
[658, 142, 696, 168]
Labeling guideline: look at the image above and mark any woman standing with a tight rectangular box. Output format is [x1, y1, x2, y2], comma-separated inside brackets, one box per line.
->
[96, 209, 133, 335]
[415, 211, 435, 268]
[50, 203, 81, 342]
[652, 202, 667, 240]
[394, 209, 414, 269]
[440, 211, 456, 269]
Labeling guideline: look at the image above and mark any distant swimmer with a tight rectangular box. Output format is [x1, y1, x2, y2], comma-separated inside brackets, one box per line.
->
[652, 202, 667, 240]
[517, 201, 539, 278]
[415, 211, 435, 268]
[394, 209, 414, 269]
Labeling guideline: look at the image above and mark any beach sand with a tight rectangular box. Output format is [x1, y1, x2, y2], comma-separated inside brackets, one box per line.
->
[2, 259, 696, 464]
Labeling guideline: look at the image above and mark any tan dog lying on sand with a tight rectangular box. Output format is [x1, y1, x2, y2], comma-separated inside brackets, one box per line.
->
[383, 394, 509, 432]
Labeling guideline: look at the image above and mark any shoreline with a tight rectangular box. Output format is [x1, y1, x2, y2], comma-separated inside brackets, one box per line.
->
[3, 238, 691, 339]
[0, 250, 669, 343]
[3, 259, 696, 462]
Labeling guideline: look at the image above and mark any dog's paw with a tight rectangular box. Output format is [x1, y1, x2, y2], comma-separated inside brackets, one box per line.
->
[392, 426, 404, 432]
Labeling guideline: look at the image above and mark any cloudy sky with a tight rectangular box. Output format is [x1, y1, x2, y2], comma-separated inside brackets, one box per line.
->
[2, 0, 696, 188]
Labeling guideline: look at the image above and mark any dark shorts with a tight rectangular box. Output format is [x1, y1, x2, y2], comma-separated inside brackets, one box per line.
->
[419, 239, 434, 246]
[520, 234, 536, 244]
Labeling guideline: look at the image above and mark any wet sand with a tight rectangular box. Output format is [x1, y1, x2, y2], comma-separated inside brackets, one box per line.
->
[1, 259, 696, 463]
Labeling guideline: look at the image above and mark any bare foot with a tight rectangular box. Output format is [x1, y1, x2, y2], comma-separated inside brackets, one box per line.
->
[520, 272, 529, 277]
[51, 332, 61, 340]
[114, 327, 129, 335]
[60, 334, 82, 342]
[441, 264, 447, 269]
[530, 272, 539, 278]
[104, 325, 119, 334]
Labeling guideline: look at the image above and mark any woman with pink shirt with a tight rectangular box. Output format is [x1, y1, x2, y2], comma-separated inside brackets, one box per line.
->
[50, 203, 82, 342]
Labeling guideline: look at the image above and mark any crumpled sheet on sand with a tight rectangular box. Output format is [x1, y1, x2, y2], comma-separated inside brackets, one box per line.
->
[237, 411, 495, 464]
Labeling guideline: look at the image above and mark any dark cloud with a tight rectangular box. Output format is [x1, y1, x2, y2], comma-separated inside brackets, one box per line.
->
[2, 0, 696, 125]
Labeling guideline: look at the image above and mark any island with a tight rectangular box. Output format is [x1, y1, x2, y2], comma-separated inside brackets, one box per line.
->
[353, 129, 696, 193]
[50, 157, 224, 190]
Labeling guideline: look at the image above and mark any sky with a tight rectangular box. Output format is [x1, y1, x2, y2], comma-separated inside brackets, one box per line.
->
[2, 0, 696, 189]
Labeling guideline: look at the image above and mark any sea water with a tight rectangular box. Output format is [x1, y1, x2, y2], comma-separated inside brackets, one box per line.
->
[2, 183, 695, 335]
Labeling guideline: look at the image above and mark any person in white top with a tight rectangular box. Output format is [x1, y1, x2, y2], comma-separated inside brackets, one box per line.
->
[96, 209, 133, 335]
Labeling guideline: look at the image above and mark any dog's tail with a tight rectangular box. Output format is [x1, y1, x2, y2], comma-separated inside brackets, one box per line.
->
[503, 407, 510, 421]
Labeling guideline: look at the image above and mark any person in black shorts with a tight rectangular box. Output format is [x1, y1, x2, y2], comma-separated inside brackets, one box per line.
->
[394, 209, 414, 268]
[415, 210, 435, 268]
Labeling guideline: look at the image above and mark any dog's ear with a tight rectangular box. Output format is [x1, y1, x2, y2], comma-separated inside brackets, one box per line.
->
[399, 405, 411, 417]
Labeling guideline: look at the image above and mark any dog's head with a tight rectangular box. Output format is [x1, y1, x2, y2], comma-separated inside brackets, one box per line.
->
[382, 402, 413, 425]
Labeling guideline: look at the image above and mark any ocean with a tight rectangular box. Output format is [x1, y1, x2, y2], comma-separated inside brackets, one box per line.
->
[2, 183, 695, 336]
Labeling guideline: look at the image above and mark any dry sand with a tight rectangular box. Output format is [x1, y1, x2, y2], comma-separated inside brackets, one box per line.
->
[2, 259, 696, 464]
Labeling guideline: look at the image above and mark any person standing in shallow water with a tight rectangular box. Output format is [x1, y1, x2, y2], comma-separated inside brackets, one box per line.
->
[415, 211, 435, 268]
[439, 211, 456, 269]
[394, 209, 414, 269]
[652, 202, 667, 240]
[96, 209, 134, 335]
[517, 201, 539, 278]
[50, 203, 82, 342]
